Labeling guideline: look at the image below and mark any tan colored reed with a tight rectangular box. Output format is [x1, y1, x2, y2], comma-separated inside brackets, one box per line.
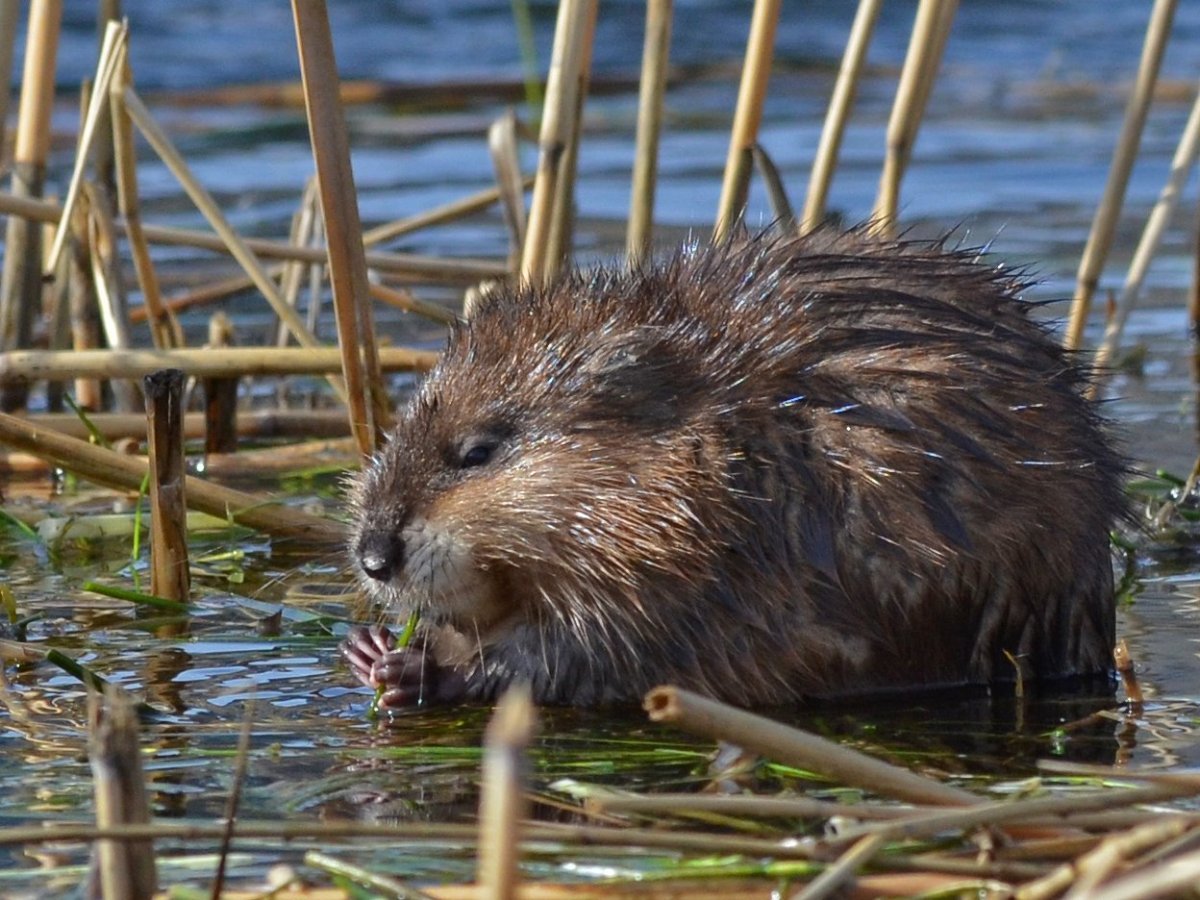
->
[0, 346, 436, 383]
[88, 688, 158, 899]
[477, 686, 536, 899]
[488, 110, 529, 268]
[144, 369, 190, 603]
[1065, 0, 1178, 350]
[520, 0, 596, 285]
[714, 0, 781, 243]
[44, 19, 126, 275]
[110, 46, 175, 348]
[0, 0, 63, 380]
[291, 0, 386, 455]
[363, 178, 532, 248]
[545, 2, 597, 273]
[0, 190, 509, 283]
[644, 686, 977, 807]
[870, 0, 957, 237]
[801, 0, 883, 233]
[626, 0, 673, 265]
[0, 0, 19, 154]
[1093, 80, 1200, 386]
[0, 411, 345, 544]
[368, 281, 460, 326]
[23, 409, 352, 442]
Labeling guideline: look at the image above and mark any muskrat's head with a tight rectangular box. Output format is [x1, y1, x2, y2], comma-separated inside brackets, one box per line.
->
[346, 266, 733, 641]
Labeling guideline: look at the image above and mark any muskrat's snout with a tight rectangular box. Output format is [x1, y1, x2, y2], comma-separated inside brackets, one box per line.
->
[355, 529, 405, 583]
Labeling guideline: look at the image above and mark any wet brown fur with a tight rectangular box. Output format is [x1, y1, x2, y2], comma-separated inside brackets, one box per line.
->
[347, 228, 1127, 706]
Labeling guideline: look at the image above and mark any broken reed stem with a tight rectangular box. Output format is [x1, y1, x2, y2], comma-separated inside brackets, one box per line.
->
[801, 0, 883, 233]
[1092, 78, 1200, 386]
[870, 0, 957, 238]
[203, 313, 238, 455]
[88, 687, 157, 899]
[0, 190, 510, 284]
[644, 686, 978, 807]
[713, 0, 781, 243]
[626, 0, 673, 265]
[110, 45, 175, 349]
[276, 177, 320, 347]
[144, 369, 190, 604]
[544, 1, 598, 273]
[0, 411, 345, 545]
[489, 110, 529, 268]
[521, 0, 596, 286]
[44, 18, 126, 275]
[1064, 0, 1178, 351]
[291, 0, 386, 455]
[477, 685, 536, 900]
[0, 0, 63, 408]
[0, 346, 436, 382]
[751, 143, 795, 228]
[368, 281, 461, 326]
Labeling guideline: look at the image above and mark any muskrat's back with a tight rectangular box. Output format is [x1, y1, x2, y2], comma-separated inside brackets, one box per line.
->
[346, 229, 1126, 707]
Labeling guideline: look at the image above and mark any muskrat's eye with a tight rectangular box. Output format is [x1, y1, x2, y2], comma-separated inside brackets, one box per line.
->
[459, 441, 495, 469]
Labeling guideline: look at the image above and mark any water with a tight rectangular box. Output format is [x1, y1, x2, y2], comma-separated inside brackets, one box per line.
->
[5, 0, 1200, 891]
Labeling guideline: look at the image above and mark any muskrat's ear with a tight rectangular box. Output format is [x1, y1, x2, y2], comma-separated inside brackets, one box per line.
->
[580, 326, 695, 429]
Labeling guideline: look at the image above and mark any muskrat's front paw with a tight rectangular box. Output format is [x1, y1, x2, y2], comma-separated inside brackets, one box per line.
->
[341, 623, 397, 689]
[340, 624, 463, 708]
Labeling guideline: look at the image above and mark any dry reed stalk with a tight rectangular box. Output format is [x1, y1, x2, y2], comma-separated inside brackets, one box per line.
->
[144, 369, 190, 603]
[200, 438, 358, 479]
[751, 143, 795, 228]
[591, 792, 918, 821]
[800, 0, 883, 233]
[870, 0, 957, 238]
[0, 190, 510, 283]
[824, 782, 1194, 849]
[110, 48, 175, 349]
[87, 687, 157, 900]
[127, 269, 275, 325]
[544, 1, 597, 273]
[44, 19, 127, 275]
[1019, 816, 1195, 900]
[644, 686, 977, 807]
[84, 182, 141, 411]
[796, 832, 888, 900]
[626, 0, 673, 265]
[477, 685, 536, 900]
[713, 0, 781, 243]
[488, 110, 529, 268]
[520, 0, 596, 285]
[291, 0, 386, 456]
[67, 200, 104, 409]
[369, 281, 460, 325]
[0, 346, 436, 383]
[118, 87, 337, 381]
[1092, 79, 1200, 385]
[362, 179, 533, 248]
[24, 409, 351, 443]
[0, 0, 18, 154]
[1064, 0, 1178, 351]
[0, 410, 345, 543]
[276, 177, 321, 347]
[203, 313, 238, 455]
[1191, 192, 1200, 356]
[0, 0, 62, 410]
[1086, 848, 1200, 900]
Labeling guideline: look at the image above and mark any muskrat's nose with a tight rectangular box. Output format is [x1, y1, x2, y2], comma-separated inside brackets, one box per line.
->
[356, 530, 405, 582]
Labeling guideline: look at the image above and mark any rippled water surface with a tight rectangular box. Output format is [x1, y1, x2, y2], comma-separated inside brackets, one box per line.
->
[4, 0, 1200, 891]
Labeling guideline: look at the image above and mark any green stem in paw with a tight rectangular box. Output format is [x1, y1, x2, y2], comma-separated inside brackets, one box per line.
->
[366, 610, 421, 722]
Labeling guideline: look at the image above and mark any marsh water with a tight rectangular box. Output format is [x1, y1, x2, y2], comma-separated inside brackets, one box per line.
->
[5, 0, 1200, 891]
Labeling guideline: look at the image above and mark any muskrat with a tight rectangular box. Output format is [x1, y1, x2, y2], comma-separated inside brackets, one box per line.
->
[342, 228, 1126, 709]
